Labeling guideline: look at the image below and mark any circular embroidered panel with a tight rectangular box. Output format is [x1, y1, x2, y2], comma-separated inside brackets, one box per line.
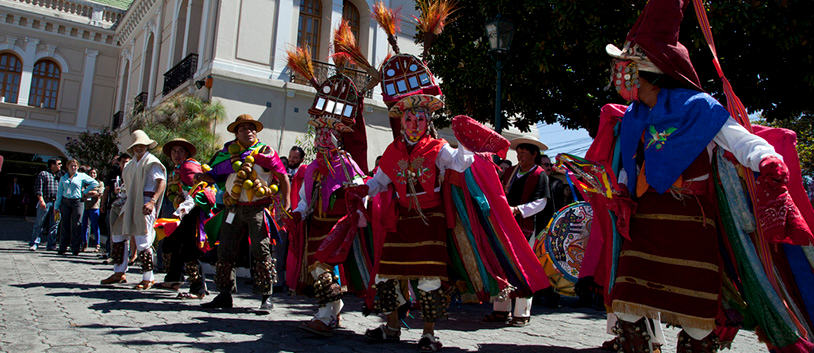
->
[544, 202, 593, 284]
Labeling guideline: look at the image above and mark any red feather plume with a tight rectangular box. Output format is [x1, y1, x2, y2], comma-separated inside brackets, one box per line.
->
[286, 46, 319, 88]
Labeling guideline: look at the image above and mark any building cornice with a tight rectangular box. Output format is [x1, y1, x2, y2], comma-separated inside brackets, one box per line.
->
[1, 0, 125, 29]
[114, 0, 156, 46]
[0, 4, 119, 47]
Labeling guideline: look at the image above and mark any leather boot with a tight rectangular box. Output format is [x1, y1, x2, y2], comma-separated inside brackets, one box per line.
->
[260, 295, 273, 310]
[201, 292, 233, 309]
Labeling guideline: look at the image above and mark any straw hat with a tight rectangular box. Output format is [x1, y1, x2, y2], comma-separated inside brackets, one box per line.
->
[127, 130, 158, 153]
[227, 114, 264, 133]
[509, 137, 548, 152]
[388, 94, 444, 119]
[162, 138, 197, 158]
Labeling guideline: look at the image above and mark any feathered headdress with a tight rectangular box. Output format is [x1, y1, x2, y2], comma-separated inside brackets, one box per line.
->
[415, 0, 458, 58]
[331, 20, 381, 90]
[285, 46, 320, 89]
[372, 1, 402, 54]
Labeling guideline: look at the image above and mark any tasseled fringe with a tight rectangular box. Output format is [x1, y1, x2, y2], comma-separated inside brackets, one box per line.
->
[376, 275, 448, 282]
[611, 300, 717, 332]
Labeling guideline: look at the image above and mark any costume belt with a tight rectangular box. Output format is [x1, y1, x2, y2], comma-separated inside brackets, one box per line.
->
[236, 197, 274, 207]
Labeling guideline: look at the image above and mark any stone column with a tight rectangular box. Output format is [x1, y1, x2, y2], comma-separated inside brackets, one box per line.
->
[77, 49, 99, 128]
[17, 38, 39, 105]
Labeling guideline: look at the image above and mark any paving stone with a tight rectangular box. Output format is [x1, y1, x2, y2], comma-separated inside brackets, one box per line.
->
[0, 215, 769, 353]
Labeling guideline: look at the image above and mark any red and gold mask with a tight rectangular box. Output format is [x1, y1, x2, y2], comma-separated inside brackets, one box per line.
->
[612, 59, 640, 102]
[401, 108, 430, 143]
[314, 127, 336, 152]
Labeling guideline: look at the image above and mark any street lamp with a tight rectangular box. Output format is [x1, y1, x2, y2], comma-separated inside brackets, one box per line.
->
[485, 14, 514, 135]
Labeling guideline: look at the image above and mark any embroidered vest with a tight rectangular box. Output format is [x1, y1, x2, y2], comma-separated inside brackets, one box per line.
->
[501, 164, 544, 237]
[380, 137, 446, 209]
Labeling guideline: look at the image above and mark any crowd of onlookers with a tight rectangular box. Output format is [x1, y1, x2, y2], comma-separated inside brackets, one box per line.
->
[26, 153, 133, 262]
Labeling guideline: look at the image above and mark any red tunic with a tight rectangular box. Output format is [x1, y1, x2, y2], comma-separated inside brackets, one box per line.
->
[376, 137, 449, 280]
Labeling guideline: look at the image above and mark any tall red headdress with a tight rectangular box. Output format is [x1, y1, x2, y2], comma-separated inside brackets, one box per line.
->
[606, 0, 703, 92]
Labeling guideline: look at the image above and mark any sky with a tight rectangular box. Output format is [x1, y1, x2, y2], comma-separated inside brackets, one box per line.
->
[536, 121, 593, 159]
[499, 121, 593, 166]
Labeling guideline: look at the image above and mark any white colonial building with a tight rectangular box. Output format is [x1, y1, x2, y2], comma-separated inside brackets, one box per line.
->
[0, 0, 538, 175]
[0, 0, 125, 158]
[112, 0, 430, 167]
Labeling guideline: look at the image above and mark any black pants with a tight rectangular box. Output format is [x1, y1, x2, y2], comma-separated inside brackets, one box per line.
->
[162, 207, 205, 285]
[59, 198, 83, 253]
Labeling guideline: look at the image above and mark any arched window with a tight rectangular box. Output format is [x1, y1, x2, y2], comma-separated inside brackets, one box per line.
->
[343, 1, 360, 40]
[0, 52, 22, 104]
[297, 0, 321, 58]
[28, 59, 61, 109]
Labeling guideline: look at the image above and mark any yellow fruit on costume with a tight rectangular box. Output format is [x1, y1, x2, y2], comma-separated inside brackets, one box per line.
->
[244, 155, 254, 164]
[269, 184, 279, 194]
[237, 170, 247, 179]
[250, 171, 258, 180]
[228, 143, 241, 154]
[232, 160, 242, 172]
[231, 185, 242, 194]
[169, 184, 179, 192]
[202, 164, 211, 172]
[255, 187, 267, 197]
[243, 179, 254, 190]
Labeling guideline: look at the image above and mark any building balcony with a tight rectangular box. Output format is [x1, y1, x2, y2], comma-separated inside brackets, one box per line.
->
[289, 60, 373, 99]
[134, 92, 148, 113]
[163, 53, 198, 96]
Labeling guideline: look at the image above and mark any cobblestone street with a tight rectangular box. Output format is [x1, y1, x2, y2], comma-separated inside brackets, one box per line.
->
[0, 215, 765, 352]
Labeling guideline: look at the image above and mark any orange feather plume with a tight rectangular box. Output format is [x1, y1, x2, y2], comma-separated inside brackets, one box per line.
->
[331, 20, 373, 72]
[285, 46, 319, 88]
[372, 1, 401, 38]
[416, 0, 458, 36]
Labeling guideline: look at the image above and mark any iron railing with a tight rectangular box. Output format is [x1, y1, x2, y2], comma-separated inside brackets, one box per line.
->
[163, 53, 198, 96]
[289, 60, 373, 98]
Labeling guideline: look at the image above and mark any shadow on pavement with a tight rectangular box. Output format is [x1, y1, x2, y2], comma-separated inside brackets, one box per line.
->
[479, 343, 607, 352]
[110, 317, 472, 353]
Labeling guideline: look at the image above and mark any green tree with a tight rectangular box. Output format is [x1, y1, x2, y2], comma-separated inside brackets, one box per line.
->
[424, 0, 814, 136]
[129, 95, 226, 169]
[65, 127, 120, 177]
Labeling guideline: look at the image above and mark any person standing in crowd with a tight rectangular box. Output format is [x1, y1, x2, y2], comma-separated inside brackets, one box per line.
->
[539, 154, 572, 214]
[55, 159, 99, 255]
[0, 179, 7, 214]
[80, 167, 105, 252]
[29, 158, 62, 251]
[101, 153, 130, 260]
[8, 177, 22, 215]
[100, 154, 122, 258]
[155, 138, 213, 300]
[102, 130, 166, 290]
[196, 114, 290, 310]
[497, 159, 513, 178]
[486, 138, 554, 326]
[287, 146, 305, 180]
